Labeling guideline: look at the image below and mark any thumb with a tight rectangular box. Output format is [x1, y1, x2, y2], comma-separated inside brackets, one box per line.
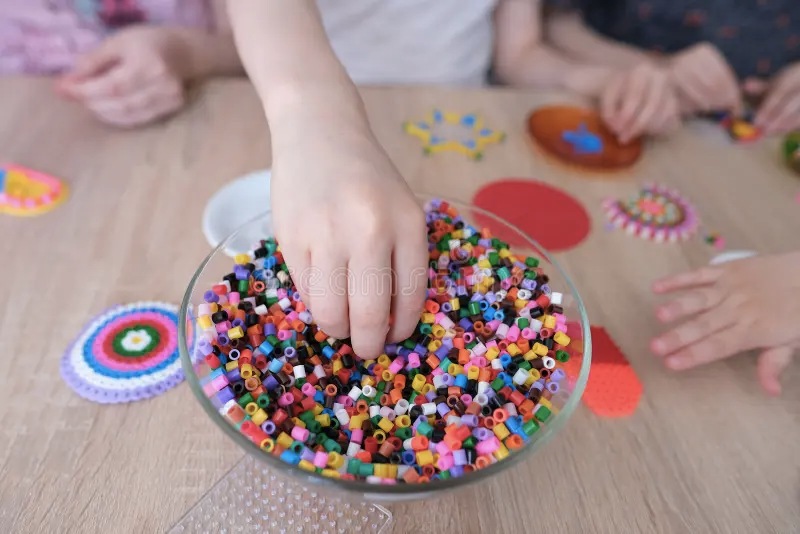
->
[62, 42, 120, 84]
[756, 346, 794, 396]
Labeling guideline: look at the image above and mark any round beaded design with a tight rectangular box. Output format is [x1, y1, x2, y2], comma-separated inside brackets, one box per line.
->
[603, 184, 699, 243]
[0, 164, 68, 216]
[60, 302, 184, 403]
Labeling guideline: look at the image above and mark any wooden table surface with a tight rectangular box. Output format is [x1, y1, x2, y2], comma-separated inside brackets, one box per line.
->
[1, 78, 798, 534]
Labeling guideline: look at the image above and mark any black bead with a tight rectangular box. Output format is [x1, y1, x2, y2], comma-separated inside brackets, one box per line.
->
[390, 452, 403, 465]
[544, 337, 554, 350]
[211, 311, 228, 324]
[231, 381, 245, 395]
[342, 354, 355, 368]
[466, 380, 478, 396]
[409, 406, 422, 420]
[503, 314, 516, 326]
[255, 295, 268, 307]
[254, 247, 268, 259]
[465, 449, 476, 464]
[436, 387, 449, 397]
[481, 405, 492, 416]
[431, 429, 445, 442]
[245, 262, 256, 272]
[418, 363, 432, 375]
[245, 314, 259, 327]
[530, 307, 544, 319]
[372, 453, 389, 464]
[506, 362, 519, 375]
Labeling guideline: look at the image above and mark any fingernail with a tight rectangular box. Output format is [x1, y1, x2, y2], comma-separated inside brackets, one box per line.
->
[665, 356, 681, 369]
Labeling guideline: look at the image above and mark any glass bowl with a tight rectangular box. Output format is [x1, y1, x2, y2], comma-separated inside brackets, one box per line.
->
[179, 194, 591, 503]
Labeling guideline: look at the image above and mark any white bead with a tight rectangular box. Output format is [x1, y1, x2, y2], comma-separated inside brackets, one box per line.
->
[550, 292, 563, 306]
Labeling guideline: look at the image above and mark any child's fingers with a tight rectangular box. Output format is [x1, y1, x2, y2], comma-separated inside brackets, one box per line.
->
[621, 78, 665, 141]
[762, 93, 800, 134]
[652, 267, 722, 294]
[617, 71, 649, 128]
[757, 346, 794, 396]
[656, 287, 723, 323]
[662, 326, 741, 370]
[65, 64, 137, 101]
[347, 248, 393, 359]
[755, 83, 791, 128]
[307, 250, 351, 340]
[651, 306, 735, 357]
[387, 233, 428, 343]
[60, 43, 119, 84]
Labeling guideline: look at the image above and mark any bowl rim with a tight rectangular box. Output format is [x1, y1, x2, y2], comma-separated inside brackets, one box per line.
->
[179, 194, 592, 495]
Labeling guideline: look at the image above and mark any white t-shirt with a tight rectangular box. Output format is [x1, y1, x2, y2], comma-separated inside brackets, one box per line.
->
[316, 0, 498, 86]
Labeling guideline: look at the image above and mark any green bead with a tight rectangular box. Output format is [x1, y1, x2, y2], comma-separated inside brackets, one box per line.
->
[329, 418, 340, 430]
[409, 391, 419, 403]
[403, 339, 417, 349]
[419, 324, 432, 335]
[307, 421, 322, 434]
[238, 279, 250, 293]
[266, 335, 280, 347]
[371, 415, 382, 426]
[497, 267, 510, 280]
[523, 419, 540, 436]
[468, 235, 480, 245]
[299, 410, 315, 423]
[488, 252, 499, 266]
[466, 340, 477, 349]
[376, 382, 386, 396]
[237, 392, 255, 408]
[279, 340, 293, 351]
[459, 308, 470, 318]
[468, 302, 481, 316]
[295, 377, 306, 387]
[462, 436, 477, 448]
[556, 350, 570, 362]
[417, 421, 434, 437]
[324, 439, 342, 453]
[408, 369, 419, 379]
[347, 459, 361, 475]
[519, 361, 532, 371]
[535, 406, 552, 422]
[439, 470, 451, 480]
[290, 440, 305, 453]
[358, 463, 375, 477]
[491, 377, 505, 391]
[525, 271, 537, 280]
[439, 358, 452, 372]
[257, 395, 270, 409]
[266, 297, 278, 307]
[525, 257, 540, 268]
[395, 427, 412, 440]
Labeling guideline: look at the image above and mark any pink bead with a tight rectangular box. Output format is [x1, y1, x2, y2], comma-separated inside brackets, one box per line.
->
[521, 328, 536, 340]
[291, 426, 310, 442]
[228, 293, 240, 306]
[350, 429, 364, 443]
[436, 441, 451, 455]
[476, 436, 500, 455]
[437, 454, 455, 471]
[285, 311, 299, 322]
[471, 357, 487, 367]
[277, 330, 292, 341]
[463, 332, 475, 343]
[506, 325, 520, 342]
[215, 321, 231, 333]
[408, 352, 421, 368]
[217, 295, 229, 305]
[313, 451, 328, 469]
[276, 288, 288, 299]
[301, 383, 316, 397]
[389, 358, 404, 374]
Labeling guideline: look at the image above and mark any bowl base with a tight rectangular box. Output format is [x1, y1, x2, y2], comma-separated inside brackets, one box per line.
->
[169, 455, 392, 533]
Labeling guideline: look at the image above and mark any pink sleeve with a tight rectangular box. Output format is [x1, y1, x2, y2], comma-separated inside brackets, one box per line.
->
[136, 0, 215, 30]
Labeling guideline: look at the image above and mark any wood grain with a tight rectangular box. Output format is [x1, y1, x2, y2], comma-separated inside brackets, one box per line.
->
[0, 78, 797, 534]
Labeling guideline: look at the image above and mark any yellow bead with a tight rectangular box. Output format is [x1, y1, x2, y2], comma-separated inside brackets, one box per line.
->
[378, 418, 394, 433]
[385, 465, 398, 479]
[240, 363, 254, 379]
[431, 325, 445, 338]
[506, 343, 521, 356]
[542, 315, 556, 329]
[421, 312, 436, 324]
[298, 460, 315, 472]
[478, 259, 491, 269]
[276, 432, 293, 449]
[449, 298, 461, 311]
[427, 340, 442, 352]
[312, 404, 324, 415]
[315, 414, 331, 427]
[244, 402, 258, 416]
[373, 430, 387, 443]
[395, 415, 411, 428]
[327, 451, 344, 469]
[348, 414, 365, 430]
[514, 299, 527, 309]
[361, 376, 376, 388]
[493, 443, 510, 461]
[225, 361, 238, 372]
[234, 253, 251, 265]
[539, 397, 553, 410]
[448, 364, 464, 376]
[554, 332, 571, 347]
[421, 383, 435, 395]
[321, 469, 340, 479]
[467, 366, 480, 380]
[260, 438, 275, 452]
[332, 360, 343, 373]
[227, 326, 244, 340]
[499, 248, 511, 258]
[416, 450, 434, 466]
[377, 354, 391, 367]
[197, 315, 212, 329]
[412, 374, 427, 392]
[207, 303, 219, 313]
[523, 350, 537, 361]
[486, 347, 500, 360]
[493, 423, 510, 440]
[251, 408, 268, 426]
[291, 417, 306, 428]
[532, 342, 548, 356]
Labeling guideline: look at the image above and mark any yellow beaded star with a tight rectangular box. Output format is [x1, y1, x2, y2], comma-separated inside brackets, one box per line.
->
[404, 109, 505, 160]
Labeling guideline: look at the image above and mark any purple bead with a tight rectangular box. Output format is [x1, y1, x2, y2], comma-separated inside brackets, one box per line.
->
[541, 284, 551, 295]
[473, 427, 492, 441]
[283, 347, 297, 358]
[425, 391, 437, 402]
[197, 339, 212, 355]
[521, 279, 537, 291]
[450, 465, 464, 478]
[456, 285, 468, 297]
[300, 449, 316, 462]
[203, 290, 219, 303]
[550, 368, 566, 382]
[547, 382, 560, 394]
[461, 414, 479, 427]
[453, 449, 468, 466]
[264, 375, 279, 391]
[435, 346, 449, 359]
[261, 421, 277, 435]
[217, 335, 230, 346]
[459, 318, 474, 331]
[231, 318, 244, 328]
[441, 302, 453, 313]
[214, 386, 235, 407]
[226, 368, 241, 382]
[436, 403, 450, 417]
[441, 374, 454, 386]
[264, 323, 277, 336]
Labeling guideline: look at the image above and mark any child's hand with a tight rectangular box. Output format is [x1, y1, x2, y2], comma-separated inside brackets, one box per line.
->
[600, 63, 680, 143]
[666, 42, 742, 116]
[57, 26, 188, 127]
[754, 63, 800, 135]
[271, 118, 428, 360]
[651, 252, 800, 395]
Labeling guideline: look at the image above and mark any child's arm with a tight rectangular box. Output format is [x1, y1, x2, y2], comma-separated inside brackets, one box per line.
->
[226, 0, 428, 360]
[652, 252, 799, 396]
[543, 10, 652, 69]
[494, 0, 679, 141]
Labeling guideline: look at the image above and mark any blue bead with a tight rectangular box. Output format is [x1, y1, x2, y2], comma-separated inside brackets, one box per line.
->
[454, 375, 468, 389]
[268, 358, 283, 373]
[322, 346, 335, 358]
[499, 354, 512, 368]
[259, 340, 275, 356]
[483, 309, 495, 322]
[280, 450, 301, 465]
[493, 310, 505, 321]
[461, 114, 476, 127]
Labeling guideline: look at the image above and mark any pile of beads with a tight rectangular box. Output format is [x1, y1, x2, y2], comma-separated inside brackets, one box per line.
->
[193, 199, 574, 484]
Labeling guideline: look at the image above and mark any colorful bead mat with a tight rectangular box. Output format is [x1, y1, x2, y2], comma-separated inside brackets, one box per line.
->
[404, 109, 505, 160]
[603, 184, 699, 243]
[60, 302, 185, 404]
[0, 164, 68, 216]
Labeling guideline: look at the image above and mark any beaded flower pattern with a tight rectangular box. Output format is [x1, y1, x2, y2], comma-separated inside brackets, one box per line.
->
[404, 109, 505, 160]
[0, 164, 68, 216]
[60, 302, 185, 404]
[603, 184, 699, 243]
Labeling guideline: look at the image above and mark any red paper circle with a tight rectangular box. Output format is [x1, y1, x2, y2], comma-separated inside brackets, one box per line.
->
[472, 179, 591, 252]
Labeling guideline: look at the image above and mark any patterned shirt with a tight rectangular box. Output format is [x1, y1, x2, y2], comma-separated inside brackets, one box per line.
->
[547, 0, 800, 79]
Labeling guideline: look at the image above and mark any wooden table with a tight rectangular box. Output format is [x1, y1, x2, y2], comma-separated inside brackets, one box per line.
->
[1, 78, 798, 534]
